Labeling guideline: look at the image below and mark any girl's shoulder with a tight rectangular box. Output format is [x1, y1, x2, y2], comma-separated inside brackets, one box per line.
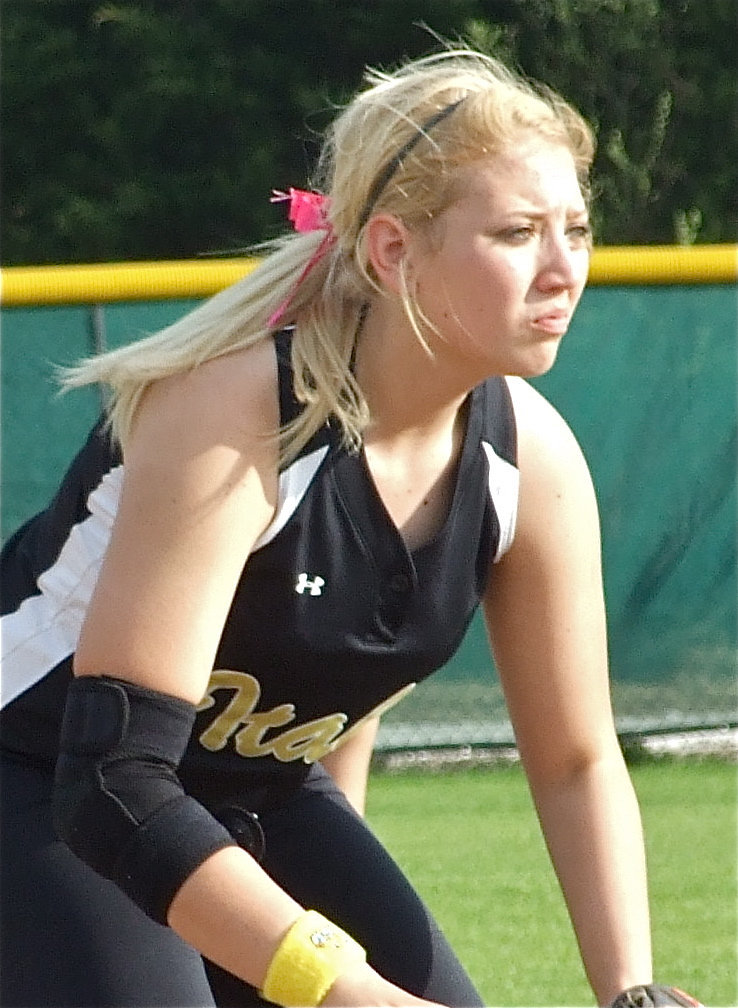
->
[503, 376, 598, 545]
[504, 376, 581, 462]
[127, 338, 280, 465]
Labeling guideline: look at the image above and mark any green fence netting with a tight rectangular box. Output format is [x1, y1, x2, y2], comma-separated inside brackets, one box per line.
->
[2, 284, 736, 746]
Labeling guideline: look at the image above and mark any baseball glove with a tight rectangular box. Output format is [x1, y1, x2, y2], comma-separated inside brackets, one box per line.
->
[608, 984, 702, 1008]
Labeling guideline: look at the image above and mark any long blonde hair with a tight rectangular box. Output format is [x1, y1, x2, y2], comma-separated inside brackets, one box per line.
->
[62, 47, 594, 464]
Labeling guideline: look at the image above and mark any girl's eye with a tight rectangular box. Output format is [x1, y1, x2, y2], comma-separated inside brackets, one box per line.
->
[567, 224, 592, 245]
[501, 226, 535, 243]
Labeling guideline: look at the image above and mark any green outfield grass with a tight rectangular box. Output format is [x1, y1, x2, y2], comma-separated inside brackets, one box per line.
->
[366, 760, 737, 1007]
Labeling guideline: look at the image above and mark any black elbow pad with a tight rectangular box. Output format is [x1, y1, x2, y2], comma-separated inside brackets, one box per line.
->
[53, 675, 236, 925]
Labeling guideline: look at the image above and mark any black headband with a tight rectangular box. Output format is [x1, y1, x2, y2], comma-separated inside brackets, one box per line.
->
[358, 98, 465, 229]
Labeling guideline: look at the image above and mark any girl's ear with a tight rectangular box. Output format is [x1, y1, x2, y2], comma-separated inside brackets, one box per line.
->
[364, 213, 413, 294]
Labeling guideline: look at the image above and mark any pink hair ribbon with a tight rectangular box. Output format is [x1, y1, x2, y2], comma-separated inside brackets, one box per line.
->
[268, 188, 336, 327]
[271, 188, 331, 232]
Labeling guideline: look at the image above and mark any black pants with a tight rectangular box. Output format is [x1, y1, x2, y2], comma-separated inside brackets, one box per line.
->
[0, 756, 483, 1007]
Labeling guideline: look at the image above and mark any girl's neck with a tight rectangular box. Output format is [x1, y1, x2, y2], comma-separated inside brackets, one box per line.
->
[354, 301, 477, 446]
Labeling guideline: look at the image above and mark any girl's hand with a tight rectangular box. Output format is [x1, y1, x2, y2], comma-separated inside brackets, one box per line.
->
[322, 960, 445, 1007]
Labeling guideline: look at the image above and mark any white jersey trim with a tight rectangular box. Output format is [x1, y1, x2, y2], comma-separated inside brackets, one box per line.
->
[481, 441, 520, 562]
[251, 446, 329, 552]
[0, 466, 123, 707]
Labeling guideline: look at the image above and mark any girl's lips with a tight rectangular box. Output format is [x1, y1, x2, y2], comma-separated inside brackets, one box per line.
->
[531, 312, 570, 336]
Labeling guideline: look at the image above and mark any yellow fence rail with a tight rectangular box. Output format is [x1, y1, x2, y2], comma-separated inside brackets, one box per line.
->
[1, 245, 736, 307]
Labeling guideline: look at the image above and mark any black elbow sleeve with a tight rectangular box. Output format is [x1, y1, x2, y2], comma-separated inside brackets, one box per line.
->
[52, 675, 236, 925]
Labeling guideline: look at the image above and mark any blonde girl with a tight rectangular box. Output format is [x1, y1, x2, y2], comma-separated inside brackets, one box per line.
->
[1, 46, 697, 1008]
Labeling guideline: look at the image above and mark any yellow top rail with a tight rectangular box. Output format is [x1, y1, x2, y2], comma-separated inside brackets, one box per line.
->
[1, 245, 735, 307]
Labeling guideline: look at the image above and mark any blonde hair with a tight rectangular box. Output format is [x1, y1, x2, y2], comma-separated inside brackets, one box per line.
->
[63, 47, 595, 464]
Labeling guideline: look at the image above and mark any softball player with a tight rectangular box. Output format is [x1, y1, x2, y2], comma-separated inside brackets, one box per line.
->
[1, 45, 691, 1008]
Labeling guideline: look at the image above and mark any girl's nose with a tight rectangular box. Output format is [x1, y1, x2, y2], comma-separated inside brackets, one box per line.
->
[536, 233, 584, 290]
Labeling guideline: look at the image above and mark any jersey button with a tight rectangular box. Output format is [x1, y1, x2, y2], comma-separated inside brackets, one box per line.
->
[388, 571, 411, 594]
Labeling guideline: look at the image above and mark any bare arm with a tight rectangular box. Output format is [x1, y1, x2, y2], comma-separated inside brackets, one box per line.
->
[483, 378, 652, 1007]
[72, 343, 437, 1005]
[74, 343, 280, 697]
[321, 717, 380, 816]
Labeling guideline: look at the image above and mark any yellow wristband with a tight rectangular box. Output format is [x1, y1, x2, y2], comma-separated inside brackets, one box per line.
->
[260, 910, 367, 1007]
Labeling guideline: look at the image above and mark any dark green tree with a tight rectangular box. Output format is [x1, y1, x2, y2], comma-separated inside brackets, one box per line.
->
[2, 0, 736, 264]
[467, 0, 737, 244]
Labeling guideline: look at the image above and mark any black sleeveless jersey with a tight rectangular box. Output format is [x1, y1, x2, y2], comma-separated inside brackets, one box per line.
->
[1, 336, 519, 801]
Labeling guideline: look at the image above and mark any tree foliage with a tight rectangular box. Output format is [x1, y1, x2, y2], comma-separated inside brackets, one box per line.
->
[3, 0, 736, 264]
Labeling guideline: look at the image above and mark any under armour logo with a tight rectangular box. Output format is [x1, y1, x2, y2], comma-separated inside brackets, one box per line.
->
[295, 573, 325, 596]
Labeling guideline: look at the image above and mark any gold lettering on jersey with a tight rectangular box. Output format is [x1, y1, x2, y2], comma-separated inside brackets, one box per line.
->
[196, 670, 416, 765]
[269, 715, 347, 763]
[197, 670, 345, 763]
[197, 670, 294, 754]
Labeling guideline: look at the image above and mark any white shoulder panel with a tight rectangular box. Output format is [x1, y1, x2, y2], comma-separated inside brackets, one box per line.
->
[1, 465, 123, 707]
[481, 441, 520, 562]
[251, 445, 329, 552]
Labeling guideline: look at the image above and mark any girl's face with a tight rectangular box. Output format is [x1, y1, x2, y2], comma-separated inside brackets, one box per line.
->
[410, 140, 591, 378]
